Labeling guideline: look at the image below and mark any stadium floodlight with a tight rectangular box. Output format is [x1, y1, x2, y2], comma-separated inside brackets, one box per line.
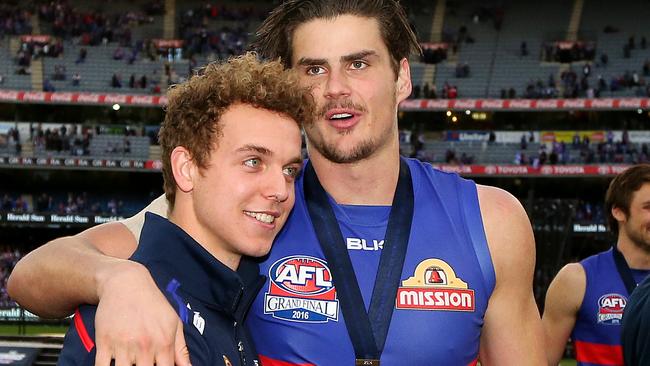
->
[465, 110, 471, 115]
[446, 110, 452, 117]
[112, 103, 121, 111]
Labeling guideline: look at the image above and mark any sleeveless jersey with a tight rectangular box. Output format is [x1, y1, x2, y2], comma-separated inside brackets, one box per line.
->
[246, 158, 496, 366]
[572, 248, 649, 366]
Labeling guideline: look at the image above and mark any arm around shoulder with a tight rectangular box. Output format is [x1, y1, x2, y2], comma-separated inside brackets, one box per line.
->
[542, 263, 585, 366]
[476, 185, 545, 365]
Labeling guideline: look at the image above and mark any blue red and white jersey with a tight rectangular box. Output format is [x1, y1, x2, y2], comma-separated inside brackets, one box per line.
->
[247, 158, 496, 366]
[572, 248, 649, 366]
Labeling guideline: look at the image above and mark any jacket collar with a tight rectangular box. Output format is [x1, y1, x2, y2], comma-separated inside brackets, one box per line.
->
[134, 213, 264, 319]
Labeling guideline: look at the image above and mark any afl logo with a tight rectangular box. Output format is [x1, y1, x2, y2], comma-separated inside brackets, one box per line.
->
[597, 293, 627, 325]
[265, 255, 339, 323]
[269, 256, 333, 295]
[599, 294, 626, 312]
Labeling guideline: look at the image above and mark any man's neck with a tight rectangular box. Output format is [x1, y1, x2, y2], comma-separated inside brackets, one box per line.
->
[617, 237, 650, 270]
[307, 139, 401, 206]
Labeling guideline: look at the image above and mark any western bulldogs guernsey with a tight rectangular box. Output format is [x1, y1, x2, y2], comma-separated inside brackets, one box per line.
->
[58, 213, 264, 366]
[572, 248, 650, 366]
[247, 158, 495, 366]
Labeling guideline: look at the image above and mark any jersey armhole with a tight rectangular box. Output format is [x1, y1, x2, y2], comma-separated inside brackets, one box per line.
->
[120, 194, 169, 241]
[458, 179, 496, 295]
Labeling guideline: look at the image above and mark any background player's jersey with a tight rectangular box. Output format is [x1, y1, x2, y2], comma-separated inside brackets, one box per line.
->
[247, 158, 495, 366]
[571, 248, 649, 366]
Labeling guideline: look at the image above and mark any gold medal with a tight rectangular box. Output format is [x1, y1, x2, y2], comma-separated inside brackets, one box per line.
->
[223, 355, 233, 366]
[355, 359, 380, 366]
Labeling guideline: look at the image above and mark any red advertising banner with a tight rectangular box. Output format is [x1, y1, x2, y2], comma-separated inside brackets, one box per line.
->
[0, 156, 630, 176]
[0, 156, 162, 172]
[20, 35, 51, 44]
[0, 90, 647, 111]
[430, 164, 632, 176]
[399, 98, 650, 111]
[0, 90, 168, 107]
[152, 39, 184, 48]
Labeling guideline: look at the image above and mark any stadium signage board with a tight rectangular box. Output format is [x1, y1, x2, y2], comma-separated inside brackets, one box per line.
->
[0, 89, 646, 111]
[399, 97, 650, 111]
[0, 156, 160, 172]
[430, 164, 631, 177]
[0, 213, 125, 227]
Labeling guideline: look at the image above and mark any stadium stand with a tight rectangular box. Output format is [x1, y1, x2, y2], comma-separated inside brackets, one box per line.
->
[1, 1, 649, 364]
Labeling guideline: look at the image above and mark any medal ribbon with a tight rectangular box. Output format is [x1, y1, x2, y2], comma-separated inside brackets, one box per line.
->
[303, 158, 414, 363]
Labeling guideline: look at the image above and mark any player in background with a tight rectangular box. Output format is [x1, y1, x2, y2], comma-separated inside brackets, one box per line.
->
[543, 164, 650, 366]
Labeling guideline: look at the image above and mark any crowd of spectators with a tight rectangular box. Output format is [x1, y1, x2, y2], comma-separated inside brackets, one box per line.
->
[0, 128, 21, 154]
[408, 82, 458, 99]
[543, 41, 596, 63]
[38, 0, 156, 46]
[2, 191, 129, 216]
[513, 130, 650, 166]
[0, 4, 32, 38]
[0, 246, 22, 308]
[31, 125, 91, 156]
[178, 3, 269, 59]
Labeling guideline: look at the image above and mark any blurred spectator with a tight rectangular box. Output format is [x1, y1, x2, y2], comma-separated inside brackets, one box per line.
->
[72, 72, 81, 86]
[521, 41, 528, 57]
[76, 48, 87, 64]
[111, 73, 122, 88]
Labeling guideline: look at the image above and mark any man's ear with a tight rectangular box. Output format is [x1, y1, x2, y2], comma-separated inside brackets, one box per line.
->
[170, 146, 195, 193]
[396, 58, 412, 103]
[611, 206, 627, 223]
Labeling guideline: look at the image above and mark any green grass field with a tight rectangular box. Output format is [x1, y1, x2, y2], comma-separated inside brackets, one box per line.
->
[560, 360, 577, 366]
[0, 324, 68, 335]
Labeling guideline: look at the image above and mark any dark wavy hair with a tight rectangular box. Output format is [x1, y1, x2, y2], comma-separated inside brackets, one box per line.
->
[253, 0, 421, 77]
[605, 164, 650, 234]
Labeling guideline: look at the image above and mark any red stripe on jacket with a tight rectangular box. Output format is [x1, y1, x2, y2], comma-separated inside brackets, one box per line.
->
[73, 308, 95, 352]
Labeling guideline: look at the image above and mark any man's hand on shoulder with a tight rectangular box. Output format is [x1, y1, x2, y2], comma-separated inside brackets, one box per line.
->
[94, 261, 190, 366]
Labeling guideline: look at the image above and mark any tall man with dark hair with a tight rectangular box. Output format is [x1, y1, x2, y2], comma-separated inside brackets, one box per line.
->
[9, 1, 544, 365]
[543, 164, 650, 366]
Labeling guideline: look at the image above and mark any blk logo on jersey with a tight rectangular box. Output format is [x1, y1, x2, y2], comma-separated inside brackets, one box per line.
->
[264, 255, 339, 323]
[597, 293, 627, 325]
[396, 259, 475, 312]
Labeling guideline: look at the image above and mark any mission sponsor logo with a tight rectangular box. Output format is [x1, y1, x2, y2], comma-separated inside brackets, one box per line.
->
[264, 255, 339, 323]
[597, 293, 627, 325]
[396, 259, 475, 312]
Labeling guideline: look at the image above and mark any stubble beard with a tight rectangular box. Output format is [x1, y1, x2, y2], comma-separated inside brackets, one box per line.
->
[625, 221, 650, 255]
[308, 95, 397, 164]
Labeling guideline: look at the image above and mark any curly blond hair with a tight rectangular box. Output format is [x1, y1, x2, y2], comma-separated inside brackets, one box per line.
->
[159, 52, 314, 207]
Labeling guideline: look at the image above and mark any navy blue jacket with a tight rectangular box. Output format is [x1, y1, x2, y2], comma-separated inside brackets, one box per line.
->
[58, 213, 264, 366]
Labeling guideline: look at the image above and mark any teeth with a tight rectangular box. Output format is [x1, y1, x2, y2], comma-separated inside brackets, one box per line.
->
[330, 113, 353, 120]
[244, 211, 275, 224]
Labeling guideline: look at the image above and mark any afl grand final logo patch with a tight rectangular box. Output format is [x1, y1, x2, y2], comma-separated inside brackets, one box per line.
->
[264, 255, 339, 323]
[396, 258, 476, 312]
[597, 293, 626, 325]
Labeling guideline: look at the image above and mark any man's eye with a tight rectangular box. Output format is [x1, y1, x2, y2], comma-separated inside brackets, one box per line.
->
[244, 158, 261, 168]
[351, 61, 367, 70]
[283, 166, 300, 178]
[306, 66, 325, 75]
